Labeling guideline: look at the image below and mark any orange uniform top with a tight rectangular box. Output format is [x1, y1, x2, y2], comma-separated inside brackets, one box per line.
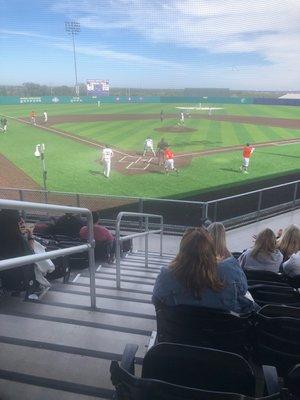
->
[243, 146, 254, 158]
[164, 149, 174, 159]
[30, 111, 36, 118]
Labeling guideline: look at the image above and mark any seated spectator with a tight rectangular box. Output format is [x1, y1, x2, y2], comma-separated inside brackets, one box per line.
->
[239, 228, 283, 272]
[207, 222, 231, 261]
[53, 213, 84, 237]
[152, 227, 255, 314]
[0, 209, 40, 298]
[282, 251, 300, 278]
[80, 211, 115, 262]
[277, 224, 300, 263]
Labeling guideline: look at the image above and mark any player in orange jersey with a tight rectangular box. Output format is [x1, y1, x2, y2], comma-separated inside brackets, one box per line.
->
[164, 147, 178, 175]
[29, 111, 36, 125]
[240, 143, 255, 174]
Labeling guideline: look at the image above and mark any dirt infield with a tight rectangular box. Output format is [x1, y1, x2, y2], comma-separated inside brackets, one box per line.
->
[0, 154, 40, 189]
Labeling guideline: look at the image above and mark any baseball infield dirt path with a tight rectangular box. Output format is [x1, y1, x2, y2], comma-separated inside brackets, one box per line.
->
[0, 154, 40, 189]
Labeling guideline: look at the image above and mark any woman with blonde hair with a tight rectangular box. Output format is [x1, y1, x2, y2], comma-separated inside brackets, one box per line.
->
[239, 228, 283, 272]
[152, 227, 255, 313]
[277, 224, 300, 262]
[207, 222, 231, 261]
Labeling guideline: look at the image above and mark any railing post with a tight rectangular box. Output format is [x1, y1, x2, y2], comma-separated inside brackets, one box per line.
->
[145, 216, 149, 268]
[293, 182, 298, 208]
[115, 214, 122, 289]
[213, 202, 218, 222]
[87, 211, 96, 309]
[138, 198, 143, 231]
[19, 190, 26, 219]
[257, 191, 263, 221]
[160, 217, 163, 257]
[202, 203, 208, 223]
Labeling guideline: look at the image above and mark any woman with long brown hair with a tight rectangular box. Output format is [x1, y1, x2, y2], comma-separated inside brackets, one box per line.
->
[277, 224, 300, 262]
[207, 222, 231, 261]
[152, 227, 254, 313]
[238, 228, 283, 272]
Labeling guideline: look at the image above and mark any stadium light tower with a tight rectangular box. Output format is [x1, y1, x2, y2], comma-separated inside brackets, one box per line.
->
[65, 21, 81, 96]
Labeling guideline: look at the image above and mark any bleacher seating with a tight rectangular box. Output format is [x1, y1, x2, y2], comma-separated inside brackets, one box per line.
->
[110, 342, 281, 399]
[254, 305, 300, 377]
[248, 284, 300, 307]
[155, 304, 253, 357]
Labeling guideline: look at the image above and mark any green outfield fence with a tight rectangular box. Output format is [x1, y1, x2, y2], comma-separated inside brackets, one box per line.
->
[0, 95, 253, 105]
[0, 181, 299, 230]
[1, 95, 298, 106]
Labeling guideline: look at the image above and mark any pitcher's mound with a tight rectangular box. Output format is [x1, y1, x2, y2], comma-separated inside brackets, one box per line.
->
[155, 126, 197, 133]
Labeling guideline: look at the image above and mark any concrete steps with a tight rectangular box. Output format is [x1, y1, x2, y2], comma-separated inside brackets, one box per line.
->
[0, 250, 169, 399]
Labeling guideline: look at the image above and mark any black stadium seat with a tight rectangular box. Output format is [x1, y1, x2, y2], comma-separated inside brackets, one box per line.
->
[110, 343, 280, 400]
[254, 305, 300, 376]
[248, 284, 300, 307]
[155, 304, 253, 357]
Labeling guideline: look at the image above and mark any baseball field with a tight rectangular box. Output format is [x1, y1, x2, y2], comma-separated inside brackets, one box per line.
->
[0, 102, 299, 199]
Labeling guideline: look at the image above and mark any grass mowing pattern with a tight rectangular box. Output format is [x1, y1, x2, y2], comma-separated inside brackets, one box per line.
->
[0, 103, 299, 198]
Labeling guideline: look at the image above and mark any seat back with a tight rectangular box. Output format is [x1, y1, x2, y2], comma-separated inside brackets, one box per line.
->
[285, 274, 300, 289]
[110, 359, 254, 400]
[142, 343, 256, 396]
[156, 305, 252, 356]
[285, 364, 300, 398]
[244, 270, 285, 284]
[248, 284, 300, 307]
[255, 305, 300, 376]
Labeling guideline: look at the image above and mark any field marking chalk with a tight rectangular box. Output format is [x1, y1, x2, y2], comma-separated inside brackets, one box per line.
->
[126, 162, 135, 169]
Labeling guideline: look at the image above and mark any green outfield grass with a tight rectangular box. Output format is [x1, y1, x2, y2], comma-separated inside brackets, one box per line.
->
[0, 118, 299, 198]
[54, 118, 299, 154]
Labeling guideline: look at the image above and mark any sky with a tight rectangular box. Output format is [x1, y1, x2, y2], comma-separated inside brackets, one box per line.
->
[0, 0, 299, 90]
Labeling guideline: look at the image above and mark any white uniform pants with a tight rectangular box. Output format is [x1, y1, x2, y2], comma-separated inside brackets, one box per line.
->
[104, 160, 111, 177]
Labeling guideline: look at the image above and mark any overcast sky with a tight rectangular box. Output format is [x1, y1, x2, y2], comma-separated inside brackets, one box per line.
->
[0, 0, 299, 90]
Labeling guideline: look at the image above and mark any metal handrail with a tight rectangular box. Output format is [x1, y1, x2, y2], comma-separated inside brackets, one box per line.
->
[115, 212, 163, 289]
[0, 199, 96, 309]
[206, 180, 299, 204]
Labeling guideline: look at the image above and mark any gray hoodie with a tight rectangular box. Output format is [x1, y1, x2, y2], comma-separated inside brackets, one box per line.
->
[238, 248, 283, 272]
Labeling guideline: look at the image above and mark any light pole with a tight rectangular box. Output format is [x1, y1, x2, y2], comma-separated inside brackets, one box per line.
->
[65, 21, 80, 97]
[34, 144, 47, 200]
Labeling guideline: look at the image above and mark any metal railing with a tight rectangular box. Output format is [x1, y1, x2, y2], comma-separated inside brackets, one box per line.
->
[0, 179, 299, 229]
[206, 180, 299, 224]
[0, 199, 97, 309]
[115, 212, 163, 289]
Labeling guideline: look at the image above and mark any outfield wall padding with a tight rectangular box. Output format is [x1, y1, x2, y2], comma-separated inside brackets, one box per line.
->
[0, 95, 299, 106]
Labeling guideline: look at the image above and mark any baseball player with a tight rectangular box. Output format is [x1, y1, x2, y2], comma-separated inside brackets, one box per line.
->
[160, 110, 164, 123]
[143, 137, 156, 157]
[156, 138, 168, 166]
[240, 143, 255, 174]
[101, 145, 113, 178]
[164, 147, 178, 175]
[180, 112, 185, 124]
[30, 111, 36, 125]
[1, 117, 7, 133]
[43, 111, 48, 123]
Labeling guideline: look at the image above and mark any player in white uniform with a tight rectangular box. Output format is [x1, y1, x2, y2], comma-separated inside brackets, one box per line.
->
[43, 111, 48, 123]
[180, 112, 185, 124]
[101, 145, 113, 178]
[143, 137, 156, 156]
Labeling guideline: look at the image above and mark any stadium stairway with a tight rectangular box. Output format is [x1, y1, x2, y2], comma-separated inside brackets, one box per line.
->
[0, 250, 172, 400]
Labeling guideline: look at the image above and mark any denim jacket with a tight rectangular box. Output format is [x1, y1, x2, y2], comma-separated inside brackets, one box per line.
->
[152, 257, 255, 314]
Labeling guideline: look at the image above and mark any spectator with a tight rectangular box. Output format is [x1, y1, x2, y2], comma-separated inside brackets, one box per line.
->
[277, 224, 300, 263]
[80, 211, 115, 263]
[53, 213, 84, 237]
[239, 228, 283, 272]
[152, 227, 255, 314]
[282, 251, 300, 278]
[0, 209, 40, 299]
[207, 222, 231, 261]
